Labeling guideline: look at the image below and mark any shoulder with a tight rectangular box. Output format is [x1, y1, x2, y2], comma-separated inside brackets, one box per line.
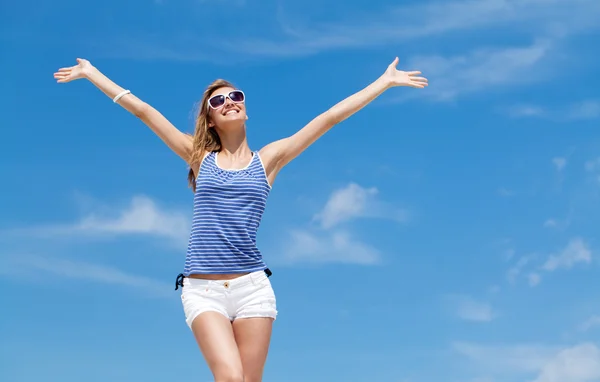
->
[258, 139, 288, 166]
[190, 150, 214, 177]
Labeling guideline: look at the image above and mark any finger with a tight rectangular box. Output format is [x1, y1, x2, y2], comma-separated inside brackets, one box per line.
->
[406, 71, 422, 76]
[411, 76, 428, 83]
[57, 67, 73, 72]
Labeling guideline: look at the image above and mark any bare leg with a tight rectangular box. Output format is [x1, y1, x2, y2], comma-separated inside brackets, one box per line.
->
[191, 312, 244, 382]
[232, 317, 274, 382]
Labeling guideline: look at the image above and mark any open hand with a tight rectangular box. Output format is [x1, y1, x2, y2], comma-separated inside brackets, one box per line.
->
[382, 57, 428, 89]
[53, 58, 93, 83]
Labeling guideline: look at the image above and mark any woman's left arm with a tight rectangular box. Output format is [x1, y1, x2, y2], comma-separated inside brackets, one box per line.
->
[260, 57, 428, 179]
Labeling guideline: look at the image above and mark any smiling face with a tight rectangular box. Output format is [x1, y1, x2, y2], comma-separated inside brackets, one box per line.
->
[207, 86, 248, 130]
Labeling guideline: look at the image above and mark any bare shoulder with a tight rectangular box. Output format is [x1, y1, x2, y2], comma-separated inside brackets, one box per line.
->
[259, 139, 287, 168]
[258, 139, 289, 185]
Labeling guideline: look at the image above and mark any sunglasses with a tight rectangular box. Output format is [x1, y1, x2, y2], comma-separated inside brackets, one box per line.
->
[208, 90, 245, 109]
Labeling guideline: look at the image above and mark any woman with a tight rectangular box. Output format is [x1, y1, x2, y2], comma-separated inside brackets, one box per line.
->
[53, 57, 427, 382]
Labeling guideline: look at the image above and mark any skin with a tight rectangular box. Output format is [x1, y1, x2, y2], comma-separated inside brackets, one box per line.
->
[53, 57, 427, 381]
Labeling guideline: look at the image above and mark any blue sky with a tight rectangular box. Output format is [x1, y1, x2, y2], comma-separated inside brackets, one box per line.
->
[1, 0, 600, 381]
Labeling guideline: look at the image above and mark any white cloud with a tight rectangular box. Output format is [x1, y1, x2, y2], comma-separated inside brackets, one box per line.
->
[228, 0, 599, 59]
[313, 183, 409, 229]
[532, 343, 600, 382]
[585, 158, 600, 186]
[507, 105, 547, 118]
[453, 342, 560, 374]
[0, 254, 172, 298]
[12, 195, 190, 244]
[281, 229, 381, 265]
[454, 341, 600, 381]
[504, 100, 600, 121]
[278, 183, 406, 265]
[498, 188, 515, 197]
[567, 100, 600, 120]
[505, 239, 592, 287]
[448, 295, 495, 322]
[586, 158, 600, 173]
[552, 157, 567, 172]
[401, 39, 554, 101]
[507, 256, 532, 284]
[542, 238, 592, 272]
[580, 316, 600, 332]
[528, 272, 542, 287]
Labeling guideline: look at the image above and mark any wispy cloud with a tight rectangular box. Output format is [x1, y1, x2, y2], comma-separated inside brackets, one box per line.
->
[7, 195, 190, 244]
[579, 316, 600, 332]
[313, 182, 409, 229]
[528, 272, 542, 287]
[580, 316, 600, 332]
[505, 238, 592, 287]
[0, 254, 172, 298]
[447, 295, 495, 322]
[533, 343, 600, 382]
[282, 229, 381, 265]
[585, 158, 600, 186]
[553, 157, 567, 172]
[454, 341, 600, 381]
[401, 39, 554, 101]
[498, 187, 516, 197]
[542, 237, 592, 272]
[278, 183, 407, 265]
[507, 255, 534, 285]
[103, 0, 599, 66]
[506, 100, 600, 121]
[229, 0, 599, 58]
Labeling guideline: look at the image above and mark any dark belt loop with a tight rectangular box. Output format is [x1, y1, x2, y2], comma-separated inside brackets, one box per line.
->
[175, 273, 185, 290]
[264, 268, 272, 277]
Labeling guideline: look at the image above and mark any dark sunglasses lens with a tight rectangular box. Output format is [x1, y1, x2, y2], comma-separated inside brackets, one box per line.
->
[230, 91, 244, 102]
[209, 95, 225, 108]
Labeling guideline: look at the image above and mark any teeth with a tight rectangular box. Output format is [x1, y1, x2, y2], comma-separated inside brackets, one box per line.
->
[225, 110, 238, 115]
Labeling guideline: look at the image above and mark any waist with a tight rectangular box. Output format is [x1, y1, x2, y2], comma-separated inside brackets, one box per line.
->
[187, 272, 250, 280]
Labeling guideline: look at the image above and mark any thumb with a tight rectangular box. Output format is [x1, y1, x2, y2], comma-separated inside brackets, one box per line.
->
[390, 56, 399, 68]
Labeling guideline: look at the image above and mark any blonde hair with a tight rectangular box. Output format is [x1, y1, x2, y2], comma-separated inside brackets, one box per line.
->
[187, 79, 236, 192]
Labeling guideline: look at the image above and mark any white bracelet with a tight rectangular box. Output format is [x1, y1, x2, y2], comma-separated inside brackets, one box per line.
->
[113, 90, 131, 103]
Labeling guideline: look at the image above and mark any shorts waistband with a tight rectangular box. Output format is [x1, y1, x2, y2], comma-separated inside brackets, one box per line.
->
[174, 268, 272, 291]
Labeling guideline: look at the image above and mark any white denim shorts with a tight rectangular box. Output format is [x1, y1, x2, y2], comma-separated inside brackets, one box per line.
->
[180, 270, 278, 328]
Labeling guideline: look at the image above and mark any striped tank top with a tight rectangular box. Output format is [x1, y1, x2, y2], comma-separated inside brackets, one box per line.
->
[183, 150, 271, 275]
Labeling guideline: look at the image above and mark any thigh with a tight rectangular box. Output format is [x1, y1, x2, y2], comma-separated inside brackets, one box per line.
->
[232, 317, 274, 382]
[191, 312, 244, 382]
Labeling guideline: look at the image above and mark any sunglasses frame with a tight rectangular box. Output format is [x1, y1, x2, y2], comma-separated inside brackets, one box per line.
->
[207, 90, 246, 110]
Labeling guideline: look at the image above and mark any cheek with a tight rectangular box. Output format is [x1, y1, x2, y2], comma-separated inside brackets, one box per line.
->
[209, 110, 222, 122]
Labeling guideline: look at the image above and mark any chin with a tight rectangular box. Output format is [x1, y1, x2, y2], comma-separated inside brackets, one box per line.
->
[216, 118, 246, 130]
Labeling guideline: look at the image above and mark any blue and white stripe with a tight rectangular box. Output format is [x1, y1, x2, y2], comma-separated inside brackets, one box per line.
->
[183, 151, 271, 275]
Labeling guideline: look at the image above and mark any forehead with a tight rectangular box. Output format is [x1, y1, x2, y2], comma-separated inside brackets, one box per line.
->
[209, 86, 236, 97]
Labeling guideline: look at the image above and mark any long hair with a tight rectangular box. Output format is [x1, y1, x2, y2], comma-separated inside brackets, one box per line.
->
[187, 79, 236, 192]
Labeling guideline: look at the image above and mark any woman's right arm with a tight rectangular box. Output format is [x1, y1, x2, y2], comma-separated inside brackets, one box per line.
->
[54, 58, 193, 163]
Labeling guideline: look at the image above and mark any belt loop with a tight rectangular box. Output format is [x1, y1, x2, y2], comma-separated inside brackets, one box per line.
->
[175, 273, 185, 290]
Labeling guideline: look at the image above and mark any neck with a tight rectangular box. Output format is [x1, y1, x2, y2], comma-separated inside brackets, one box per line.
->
[216, 125, 251, 158]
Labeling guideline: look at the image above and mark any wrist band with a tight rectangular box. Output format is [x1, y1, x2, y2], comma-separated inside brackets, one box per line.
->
[113, 90, 131, 103]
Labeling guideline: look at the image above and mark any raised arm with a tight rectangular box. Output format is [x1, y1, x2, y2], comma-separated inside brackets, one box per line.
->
[259, 57, 428, 183]
[54, 58, 193, 163]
